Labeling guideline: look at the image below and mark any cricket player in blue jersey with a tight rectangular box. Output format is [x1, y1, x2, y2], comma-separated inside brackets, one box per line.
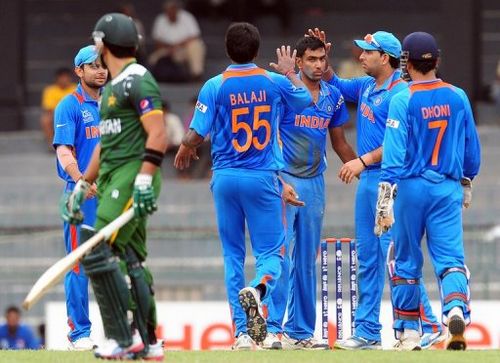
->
[376, 32, 481, 351]
[53, 45, 107, 350]
[309, 28, 443, 349]
[174, 22, 312, 350]
[262, 36, 356, 350]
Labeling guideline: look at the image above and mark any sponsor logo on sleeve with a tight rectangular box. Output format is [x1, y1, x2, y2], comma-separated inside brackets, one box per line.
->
[386, 118, 400, 129]
[195, 101, 208, 113]
[138, 97, 155, 115]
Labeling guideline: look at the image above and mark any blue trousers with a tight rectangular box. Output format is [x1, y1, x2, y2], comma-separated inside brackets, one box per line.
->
[355, 170, 440, 341]
[266, 173, 324, 339]
[63, 182, 96, 341]
[392, 176, 470, 332]
[211, 169, 284, 337]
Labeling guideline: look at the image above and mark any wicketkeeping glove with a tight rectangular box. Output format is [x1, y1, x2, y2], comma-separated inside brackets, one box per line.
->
[60, 179, 90, 225]
[374, 182, 397, 237]
[461, 177, 472, 208]
[133, 174, 157, 218]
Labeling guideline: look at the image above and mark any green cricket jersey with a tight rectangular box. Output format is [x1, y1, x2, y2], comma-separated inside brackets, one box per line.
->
[99, 60, 163, 175]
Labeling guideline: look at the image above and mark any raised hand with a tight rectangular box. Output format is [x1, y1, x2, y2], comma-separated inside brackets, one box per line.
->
[269, 45, 297, 76]
[306, 27, 332, 54]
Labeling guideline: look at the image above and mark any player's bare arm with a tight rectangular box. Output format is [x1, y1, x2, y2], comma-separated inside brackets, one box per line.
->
[140, 112, 168, 175]
[329, 126, 357, 163]
[174, 129, 203, 170]
[57, 145, 97, 199]
[270, 45, 309, 91]
[338, 146, 383, 184]
[82, 144, 100, 184]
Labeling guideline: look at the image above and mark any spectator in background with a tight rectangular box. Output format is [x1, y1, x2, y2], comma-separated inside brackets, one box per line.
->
[493, 59, 500, 117]
[118, 3, 147, 64]
[187, 0, 290, 32]
[0, 306, 40, 350]
[150, 0, 206, 82]
[337, 43, 365, 79]
[40, 68, 76, 149]
[162, 101, 185, 178]
[163, 100, 185, 152]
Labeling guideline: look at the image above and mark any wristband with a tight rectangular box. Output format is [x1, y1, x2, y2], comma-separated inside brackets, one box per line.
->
[285, 69, 295, 78]
[359, 156, 368, 168]
[143, 148, 165, 167]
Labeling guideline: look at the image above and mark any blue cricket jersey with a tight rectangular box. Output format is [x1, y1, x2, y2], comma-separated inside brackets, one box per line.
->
[380, 79, 481, 184]
[53, 84, 101, 182]
[190, 63, 312, 171]
[280, 76, 349, 177]
[329, 70, 407, 169]
[0, 324, 40, 349]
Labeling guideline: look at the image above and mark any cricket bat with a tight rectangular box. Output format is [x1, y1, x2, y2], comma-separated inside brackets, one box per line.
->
[22, 208, 135, 310]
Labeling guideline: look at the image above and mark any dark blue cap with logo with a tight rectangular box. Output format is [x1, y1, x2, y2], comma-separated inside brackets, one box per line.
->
[402, 32, 439, 60]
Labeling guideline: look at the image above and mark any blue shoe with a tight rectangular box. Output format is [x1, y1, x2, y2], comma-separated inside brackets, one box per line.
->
[421, 331, 445, 349]
[334, 335, 382, 350]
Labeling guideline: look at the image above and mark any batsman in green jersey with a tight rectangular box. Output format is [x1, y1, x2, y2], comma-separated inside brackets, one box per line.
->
[61, 13, 167, 361]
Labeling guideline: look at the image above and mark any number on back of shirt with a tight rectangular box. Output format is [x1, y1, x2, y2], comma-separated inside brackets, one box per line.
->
[231, 105, 271, 152]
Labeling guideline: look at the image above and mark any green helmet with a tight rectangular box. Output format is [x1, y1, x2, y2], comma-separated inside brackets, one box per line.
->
[93, 13, 139, 48]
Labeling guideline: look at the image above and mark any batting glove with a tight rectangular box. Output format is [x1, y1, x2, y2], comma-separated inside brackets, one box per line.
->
[60, 179, 90, 225]
[461, 177, 472, 208]
[133, 174, 157, 218]
[374, 182, 397, 237]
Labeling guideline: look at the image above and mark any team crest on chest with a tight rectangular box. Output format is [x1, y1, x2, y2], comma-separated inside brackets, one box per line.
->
[108, 94, 117, 107]
[374, 96, 383, 106]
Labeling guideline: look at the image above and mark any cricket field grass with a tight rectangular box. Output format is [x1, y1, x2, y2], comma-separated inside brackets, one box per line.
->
[0, 350, 499, 363]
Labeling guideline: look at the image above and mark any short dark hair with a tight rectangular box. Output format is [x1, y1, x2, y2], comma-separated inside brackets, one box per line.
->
[295, 37, 326, 58]
[104, 41, 136, 58]
[409, 59, 438, 75]
[378, 51, 400, 69]
[55, 68, 72, 77]
[225, 22, 260, 64]
[5, 305, 20, 315]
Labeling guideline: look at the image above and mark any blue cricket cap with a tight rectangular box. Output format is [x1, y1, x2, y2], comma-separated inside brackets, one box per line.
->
[354, 31, 402, 58]
[74, 45, 99, 67]
[402, 32, 439, 60]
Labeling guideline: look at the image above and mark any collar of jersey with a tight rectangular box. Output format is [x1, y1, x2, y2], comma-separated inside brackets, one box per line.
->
[226, 63, 258, 71]
[408, 78, 442, 86]
[374, 69, 403, 92]
[117, 59, 138, 76]
[297, 71, 331, 102]
[75, 83, 99, 104]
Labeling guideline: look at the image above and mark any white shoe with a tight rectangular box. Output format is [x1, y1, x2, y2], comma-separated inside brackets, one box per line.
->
[94, 330, 144, 359]
[144, 340, 165, 361]
[420, 331, 445, 349]
[238, 287, 267, 343]
[281, 333, 330, 350]
[393, 329, 421, 351]
[68, 336, 95, 351]
[446, 314, 467, 350]
[232, 333, 256, 350]
[261, 332, 282, 350]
